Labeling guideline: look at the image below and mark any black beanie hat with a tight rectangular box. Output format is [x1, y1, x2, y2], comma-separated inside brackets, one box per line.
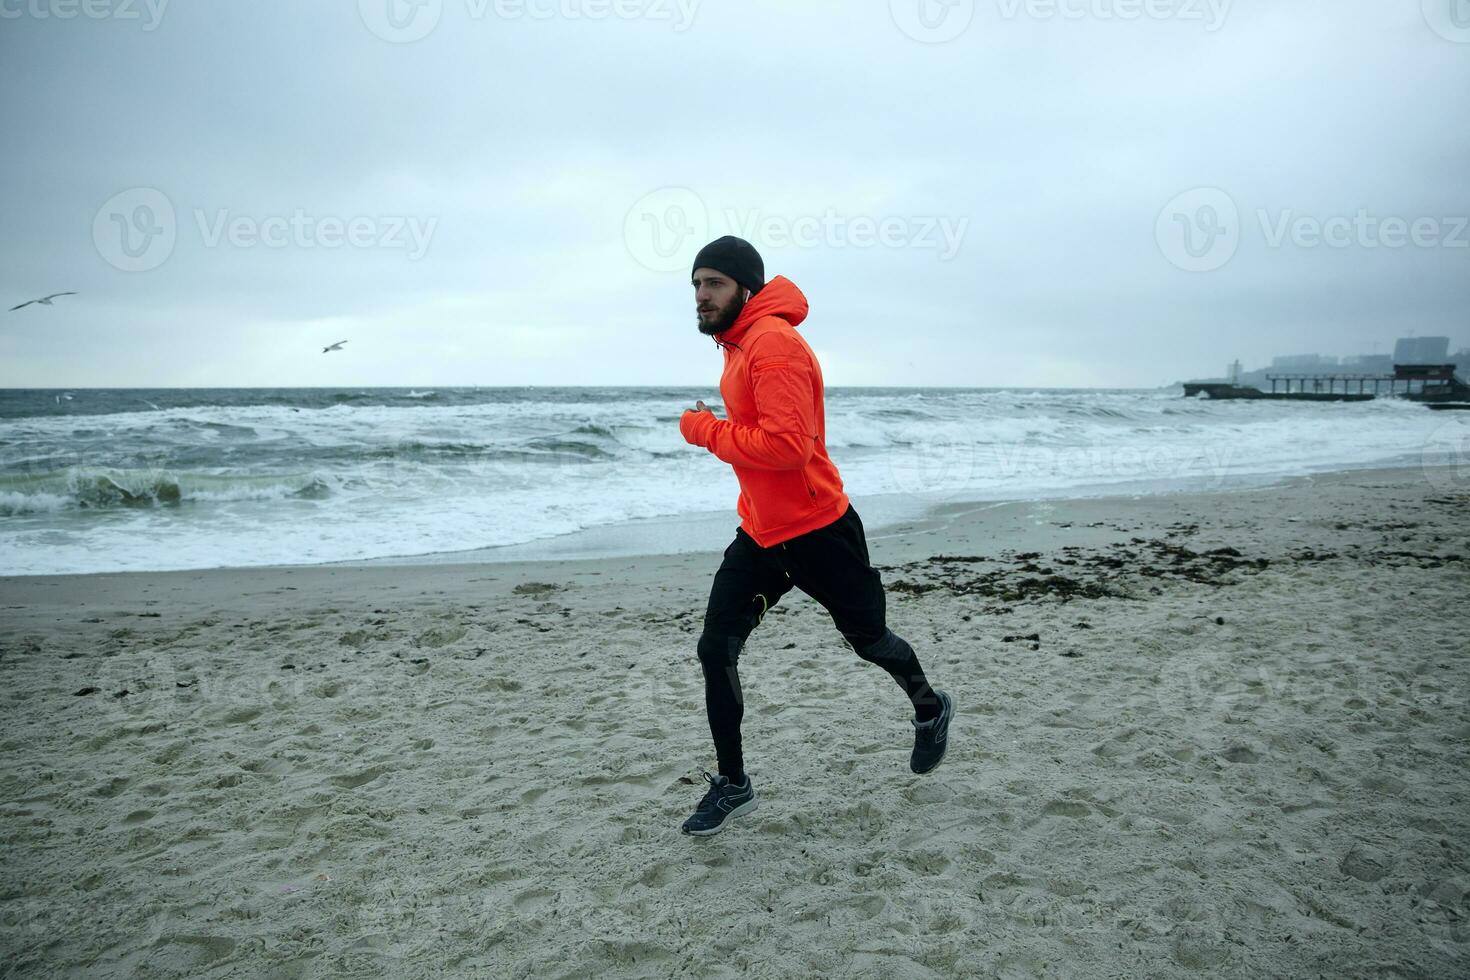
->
[691, 236, 765, 296]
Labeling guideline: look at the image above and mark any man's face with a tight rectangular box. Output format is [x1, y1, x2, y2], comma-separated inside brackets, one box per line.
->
[693, 268, 747, 336]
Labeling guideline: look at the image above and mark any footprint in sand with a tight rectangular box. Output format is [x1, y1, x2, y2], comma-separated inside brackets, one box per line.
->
[842, 894, 887, 920]
[221, 707, 262, 724]
[93, 777, 129, 799]
[415, 625, 466, 648]
[901, 782, 955, 806]
[1042, 800, 1092, 818]
[331, 766, 391, 789]
[636, 863, 674, 889]
[150, 935, 237, 971]
[898, 850, 952, 876]
[1360, 773, 1407, 796]
[1340, 845, 1392, 882]
[513, 888, 556, 911]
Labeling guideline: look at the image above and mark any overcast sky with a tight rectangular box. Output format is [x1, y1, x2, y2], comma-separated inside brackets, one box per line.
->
[1, 0, 1466, 389]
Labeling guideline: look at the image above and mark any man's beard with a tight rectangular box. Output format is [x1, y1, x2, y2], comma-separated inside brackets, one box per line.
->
[697, 293, 746, 336]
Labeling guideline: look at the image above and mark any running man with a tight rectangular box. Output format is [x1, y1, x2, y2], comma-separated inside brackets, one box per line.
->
[677, 236, 954, 836]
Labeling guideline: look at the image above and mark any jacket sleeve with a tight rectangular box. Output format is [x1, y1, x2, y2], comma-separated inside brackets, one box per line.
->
[682, 335, 818, 471]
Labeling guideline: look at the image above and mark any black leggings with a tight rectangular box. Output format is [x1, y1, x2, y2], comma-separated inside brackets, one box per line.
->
[696, 504, 938, 779]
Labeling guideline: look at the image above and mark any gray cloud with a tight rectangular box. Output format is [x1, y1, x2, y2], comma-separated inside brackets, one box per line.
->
[2, 0, 1466, 388]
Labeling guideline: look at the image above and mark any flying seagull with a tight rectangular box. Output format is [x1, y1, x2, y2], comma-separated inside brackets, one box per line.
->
[322, 340, 348, 353]
[10, 291, 77, 312]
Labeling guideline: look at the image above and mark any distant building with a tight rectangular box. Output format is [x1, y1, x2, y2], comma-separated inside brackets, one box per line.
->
[1393, 336, 1450, 363]
[1271, 354, 1339, 371]
[1189, 338, 1465, 387]
[1340, 354, 1394, 373]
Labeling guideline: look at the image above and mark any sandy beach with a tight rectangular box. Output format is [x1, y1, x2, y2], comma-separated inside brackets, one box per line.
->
[2, 465, 1466, 978]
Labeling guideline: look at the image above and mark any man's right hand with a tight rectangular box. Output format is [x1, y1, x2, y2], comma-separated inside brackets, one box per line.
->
[680, 401, 717, 447]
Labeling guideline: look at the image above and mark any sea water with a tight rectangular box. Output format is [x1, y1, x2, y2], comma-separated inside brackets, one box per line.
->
[0, 386, 1458, 575]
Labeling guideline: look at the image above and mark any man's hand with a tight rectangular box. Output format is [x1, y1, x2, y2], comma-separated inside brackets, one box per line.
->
[680, 399, 718, 447]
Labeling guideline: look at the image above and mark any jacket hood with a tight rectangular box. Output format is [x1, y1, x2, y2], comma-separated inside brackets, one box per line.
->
[714, 275, 808, 349]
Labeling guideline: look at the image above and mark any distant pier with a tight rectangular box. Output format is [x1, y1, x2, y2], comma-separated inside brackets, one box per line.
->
[1183, 363, 1470, 406]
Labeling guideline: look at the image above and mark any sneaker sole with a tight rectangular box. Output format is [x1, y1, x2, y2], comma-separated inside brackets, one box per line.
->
[682, 797, 758, 836]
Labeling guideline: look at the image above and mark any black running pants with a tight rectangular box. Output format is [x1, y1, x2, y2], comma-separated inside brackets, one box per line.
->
[696, 504, 938, 780]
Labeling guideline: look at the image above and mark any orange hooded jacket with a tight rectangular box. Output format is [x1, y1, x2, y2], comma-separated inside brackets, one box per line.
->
[679, 276, 850, 547]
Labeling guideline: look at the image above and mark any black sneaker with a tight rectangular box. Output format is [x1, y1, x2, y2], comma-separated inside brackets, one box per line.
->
[680, 770, 757, 836]
[910, 690, 953, 774]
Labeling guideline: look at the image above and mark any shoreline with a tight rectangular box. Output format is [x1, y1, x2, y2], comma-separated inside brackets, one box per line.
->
[0, 462, 1435, 605]
[1, 454, 1442, 581]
